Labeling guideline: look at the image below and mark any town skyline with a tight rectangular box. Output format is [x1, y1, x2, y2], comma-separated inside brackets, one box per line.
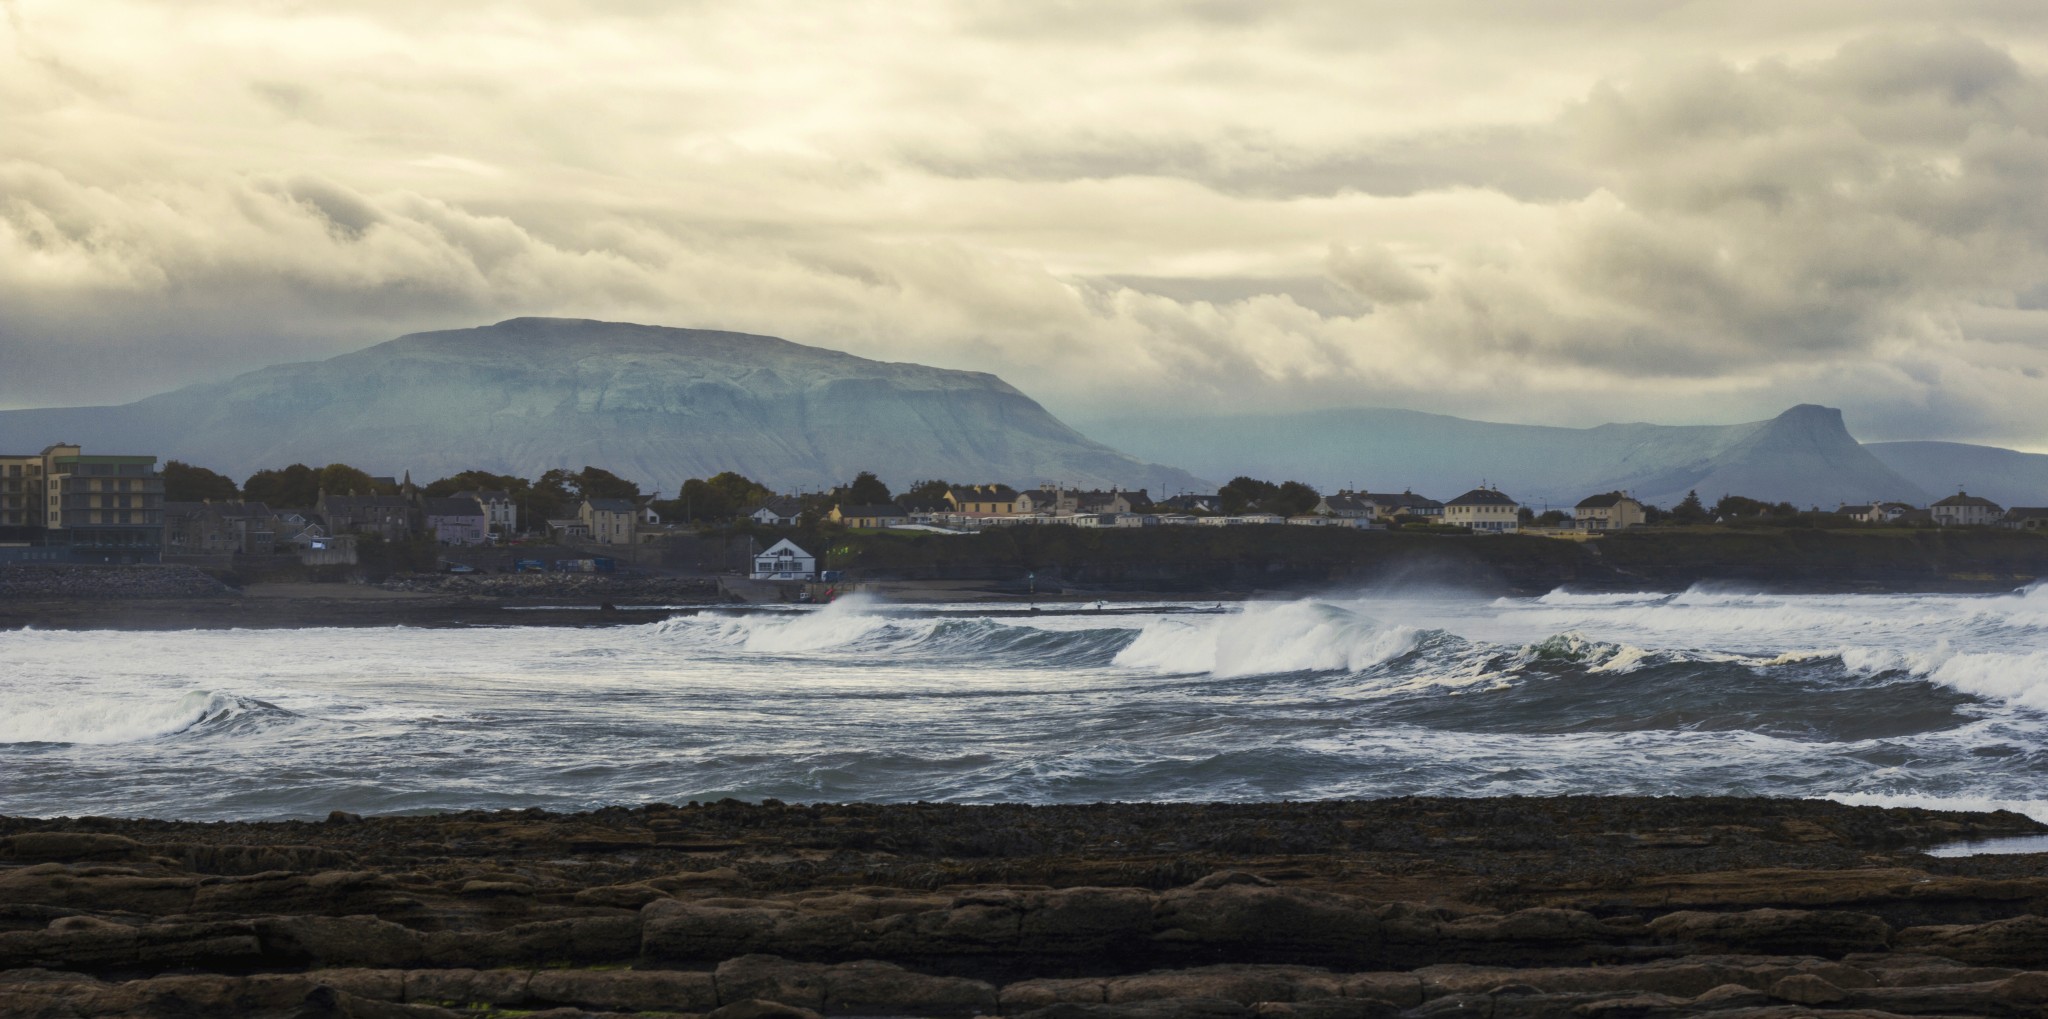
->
[9, 4, 2048, 451]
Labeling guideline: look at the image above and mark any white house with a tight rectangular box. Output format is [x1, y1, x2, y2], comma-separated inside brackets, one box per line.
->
[1931, 491, 2003, 527]
[747, 496, 805, 526]
[1445, 487, 1521, 533]
[751, 538, 817, 580]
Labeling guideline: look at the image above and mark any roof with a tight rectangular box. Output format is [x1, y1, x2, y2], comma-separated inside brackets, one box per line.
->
[1449, 488, 1519, 506]
[2004, 507, 2048, 519]
[838, 503, 908, 518]
[1837, 504, 1874, 514]
[749, 496, 804, 516]
[422, 496, 485, 517]
[1932, 492, 2002, 509]
[759, 538, 814, 558]
[1321, 494, 1374, 511]
[1361, 491, 1443, 510]
[1575, 492, 1635, 509]
[584, 497, 639, 513]
[948, 484, 1020, 501]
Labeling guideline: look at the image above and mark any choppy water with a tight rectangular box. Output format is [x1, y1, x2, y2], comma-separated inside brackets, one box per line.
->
[4, 587, 2048, 821]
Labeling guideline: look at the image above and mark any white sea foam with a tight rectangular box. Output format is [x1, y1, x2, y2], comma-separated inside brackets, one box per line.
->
[0, 689, 242, 745]
[1114, 598, 1418, 677]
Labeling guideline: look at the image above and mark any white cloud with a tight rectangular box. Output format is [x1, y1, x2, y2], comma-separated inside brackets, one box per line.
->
[4, 2, 2048, 450]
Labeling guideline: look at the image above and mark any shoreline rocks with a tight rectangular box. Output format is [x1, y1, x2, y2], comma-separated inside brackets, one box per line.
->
[3, 797, 2047, 1017]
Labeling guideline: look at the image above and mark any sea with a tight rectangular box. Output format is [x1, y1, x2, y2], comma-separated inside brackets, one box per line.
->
[4, 587, 2047, 822]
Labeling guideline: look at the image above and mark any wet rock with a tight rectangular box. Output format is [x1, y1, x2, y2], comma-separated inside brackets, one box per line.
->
[1769, 973, 1848, 1005]
[572, 882, 671, 909]
[705, 999, 824, 1019]
[715, 954, 828, 1009]
[1105, 965, 1341, 1004]
[0, 916, 264, 971]
[0, 863, 200, 913]
[258, 915, 427, 968]
[1646, 908, 1891, 956]
[642, 899, 786, 959]
[0, 833, 145, 863]
[525, 967, 719, 1012]
[1893, 915, 2048, 966]
[400, 967, 532, 1007]
[822, 958, 996, 1013]
[1013, 999, 1256, 1019]
[1433, 907, 1633, 965]
[1153, 884, 1382, 963]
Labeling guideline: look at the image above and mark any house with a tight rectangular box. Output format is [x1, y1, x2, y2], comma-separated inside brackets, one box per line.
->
[1360, 490, 1444, 521]
[1931, 491, 2003, 527]
[318, 493, 416, 542]
[1445, 487, 1521, 533]
[945, 484, 1020, 516]
[162, 500, 279, 555]
[2001, 507, 2048, 531]
[454, 490, 518, 536]
[580, 497, 640, 544]
[1313, 493, 1379, 520]
[1837, 504, 1878, 523]
[746, 496, 805, 527]
[1075, 489, 1147, 514]
[751, 538, 817, 580]
[547, 518, 590, 540]
[1154, 493, 1222, 514]
[830, 503, 910, 528]
[1573, 492, 1645, 530]
[1013, 485, 1072, 515]
[422, 496, 490, 545]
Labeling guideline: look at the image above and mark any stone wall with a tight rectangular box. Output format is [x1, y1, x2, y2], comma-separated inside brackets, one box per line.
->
[0, 564, 230, 600]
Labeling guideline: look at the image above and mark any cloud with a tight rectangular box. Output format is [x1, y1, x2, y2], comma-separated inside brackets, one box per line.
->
[4, 3, 2048, 450]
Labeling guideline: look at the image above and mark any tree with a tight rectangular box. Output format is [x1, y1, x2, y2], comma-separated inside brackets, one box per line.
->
[243, 464, 321, 508]
[1534, 509, 1571, 527]
[842, 471, 891, 505]
[317, 463, 387, 497]
[1713, 494, 1772, 519]
[1271, 481, 1321, 517]
[897, 479, 952, 511]
[704, 471, 771, 510]
[1219, 476, 1279, 514]
[574, 466, 641, 500]
[1670, 490, 1709, 524]
[424, 470, 528, 499]
[163, 461, 240, 502]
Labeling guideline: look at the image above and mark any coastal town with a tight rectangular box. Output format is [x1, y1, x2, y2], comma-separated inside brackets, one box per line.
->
[4, 440, 2046, 580]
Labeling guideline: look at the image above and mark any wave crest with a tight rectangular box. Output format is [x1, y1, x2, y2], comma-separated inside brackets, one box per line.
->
[1114, 599, 1419, 677]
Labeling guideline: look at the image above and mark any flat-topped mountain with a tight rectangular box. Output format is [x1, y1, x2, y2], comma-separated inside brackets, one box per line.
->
[0, 318, 1208, 495]
[1081, 403, 1935, 509]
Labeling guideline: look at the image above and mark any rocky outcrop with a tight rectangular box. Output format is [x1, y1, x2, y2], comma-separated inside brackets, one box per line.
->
[2, 797, 2046, 1018]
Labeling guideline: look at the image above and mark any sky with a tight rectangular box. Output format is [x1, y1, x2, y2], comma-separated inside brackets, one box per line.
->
[8, 2, 2048, 447]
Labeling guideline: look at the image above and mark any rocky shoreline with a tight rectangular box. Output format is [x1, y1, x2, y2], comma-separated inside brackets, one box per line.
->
[5, 797, 2048, 1018]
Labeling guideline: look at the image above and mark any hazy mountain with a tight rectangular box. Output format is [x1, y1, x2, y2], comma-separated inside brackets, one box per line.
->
[0, 318, 1208, 496]
[1077, 404, 1930, 509]
[1867, 442, 2048, 509]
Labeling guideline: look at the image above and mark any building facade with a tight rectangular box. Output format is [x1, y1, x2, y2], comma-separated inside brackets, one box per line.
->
[581, 497, 640, 544]
[423, 496, 490, 545]
[1931, 491, 2003, 527]
[751, 538, 817, 580]
[0, 444, 164, 561]
[1573, 492, 1645, 530]
[1445, 487, 1521, 533]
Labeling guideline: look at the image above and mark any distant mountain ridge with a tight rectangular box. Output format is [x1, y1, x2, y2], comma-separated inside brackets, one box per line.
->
[0, 318, 1208, 496]
[1867, 442, 2048, 509]
[1079, 404, 1944, 509]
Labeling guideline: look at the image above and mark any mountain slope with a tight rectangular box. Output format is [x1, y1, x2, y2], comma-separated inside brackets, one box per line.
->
[0, 318, 1208, 495]
[1078, 404, 1929, 509]
[1867, 442, 2048, 508]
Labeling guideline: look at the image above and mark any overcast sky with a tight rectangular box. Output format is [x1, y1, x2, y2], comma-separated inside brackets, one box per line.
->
[8, 2, 2048, 447]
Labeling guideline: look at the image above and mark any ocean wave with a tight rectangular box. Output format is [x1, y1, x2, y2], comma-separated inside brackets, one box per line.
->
[1113, 599, 1419, 677]
[647, 596, 1137, 665]
[0, 690, 292, 746]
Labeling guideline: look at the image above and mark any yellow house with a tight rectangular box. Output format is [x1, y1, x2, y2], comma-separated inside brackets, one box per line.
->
[944, 484, 1019, 516]
[829, 503, 909, 528]
[1573, 492, 1645, 530]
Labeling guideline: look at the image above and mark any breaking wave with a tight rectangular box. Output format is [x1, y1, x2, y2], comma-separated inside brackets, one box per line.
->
[1113, 599, 1421, 677]
[0, 691, 295, 746]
